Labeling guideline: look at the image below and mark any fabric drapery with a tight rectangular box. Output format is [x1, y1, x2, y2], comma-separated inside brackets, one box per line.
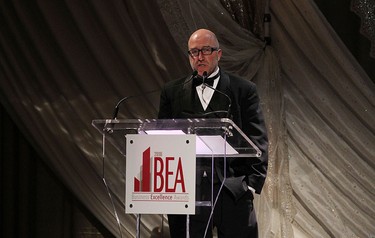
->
[271, 1, 374, 237]
[351, 0, 375, 58]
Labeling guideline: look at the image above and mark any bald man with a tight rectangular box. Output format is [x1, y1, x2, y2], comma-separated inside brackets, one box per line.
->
[158, 29, 268, 238]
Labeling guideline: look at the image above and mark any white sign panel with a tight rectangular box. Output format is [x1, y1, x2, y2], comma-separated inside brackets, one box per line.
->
[125, 134, 196, 214]
[146, 130, 238, 155]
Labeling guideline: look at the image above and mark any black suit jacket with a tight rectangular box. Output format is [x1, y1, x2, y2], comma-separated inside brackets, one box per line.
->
[158, 70, 268, 200]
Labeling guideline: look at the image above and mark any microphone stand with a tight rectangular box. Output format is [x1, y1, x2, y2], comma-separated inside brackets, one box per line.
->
[201, 71, 232, 119]
[112, 71, 198, 120]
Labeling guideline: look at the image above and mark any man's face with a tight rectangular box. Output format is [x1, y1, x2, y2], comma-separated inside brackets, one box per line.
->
[188, 33, 222, 76]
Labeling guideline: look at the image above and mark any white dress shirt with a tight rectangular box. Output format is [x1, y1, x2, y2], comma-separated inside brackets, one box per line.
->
[195, 67, 220, 110]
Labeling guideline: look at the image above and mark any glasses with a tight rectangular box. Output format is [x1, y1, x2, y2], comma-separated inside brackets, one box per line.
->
[188, 46, 219, 57]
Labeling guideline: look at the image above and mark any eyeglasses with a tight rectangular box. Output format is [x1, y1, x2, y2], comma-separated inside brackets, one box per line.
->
[188, 46, 219, 57]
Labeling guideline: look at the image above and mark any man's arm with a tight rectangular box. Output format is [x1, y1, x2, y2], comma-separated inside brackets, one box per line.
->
[241, 83, 269, 194]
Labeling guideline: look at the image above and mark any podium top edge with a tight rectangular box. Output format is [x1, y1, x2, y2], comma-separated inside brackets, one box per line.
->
[92, 118, 234, 124]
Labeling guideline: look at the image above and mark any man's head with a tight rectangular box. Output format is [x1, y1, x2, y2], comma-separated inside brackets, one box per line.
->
[187, 29, 222, 76]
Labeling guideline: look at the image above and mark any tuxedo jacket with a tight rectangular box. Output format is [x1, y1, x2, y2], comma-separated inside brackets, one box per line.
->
[158, 70, 268, 201]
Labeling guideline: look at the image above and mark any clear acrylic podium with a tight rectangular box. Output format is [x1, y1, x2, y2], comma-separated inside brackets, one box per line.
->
[92, 118, 261, 238]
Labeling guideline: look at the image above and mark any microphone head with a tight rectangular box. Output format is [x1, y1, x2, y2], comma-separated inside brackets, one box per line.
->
[192, 70, 198, 77]
[203, 71, 208, 78]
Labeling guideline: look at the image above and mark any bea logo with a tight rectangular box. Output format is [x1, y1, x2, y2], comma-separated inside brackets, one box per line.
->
[133, 147, 186, 193]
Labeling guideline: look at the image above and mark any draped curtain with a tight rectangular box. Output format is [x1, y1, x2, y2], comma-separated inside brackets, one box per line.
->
[0, 0, 374, 238]
[351, 0, 375, 58]
[271, 1, 374, 237]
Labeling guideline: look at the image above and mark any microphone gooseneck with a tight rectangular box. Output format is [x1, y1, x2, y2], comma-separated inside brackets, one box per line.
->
[202, 71, 208, 80]
[112, 96, 131, 119]
[189, 70, 199, 83]
[202, 71, 208, 89]
[200, 71, 232, 119]
[112, 70, 199, 119]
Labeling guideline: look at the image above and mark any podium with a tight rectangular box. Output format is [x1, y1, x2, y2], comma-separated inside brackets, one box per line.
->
[92, 118, 261, 237]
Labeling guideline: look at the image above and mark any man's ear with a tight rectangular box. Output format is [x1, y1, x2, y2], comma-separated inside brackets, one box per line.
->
[217, 49, 222, 61]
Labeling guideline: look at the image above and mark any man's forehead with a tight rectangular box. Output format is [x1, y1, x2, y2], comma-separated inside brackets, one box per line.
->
[189, 34, 216, 47]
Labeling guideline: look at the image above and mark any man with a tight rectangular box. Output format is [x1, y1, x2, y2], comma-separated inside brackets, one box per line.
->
[158, 29, 268, 238]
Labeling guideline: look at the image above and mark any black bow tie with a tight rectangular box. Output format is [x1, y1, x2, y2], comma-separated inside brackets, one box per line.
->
[193, 73, 220, 87]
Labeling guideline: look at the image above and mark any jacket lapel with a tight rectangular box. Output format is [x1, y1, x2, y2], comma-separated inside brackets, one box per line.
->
[181, 76, 204, 117]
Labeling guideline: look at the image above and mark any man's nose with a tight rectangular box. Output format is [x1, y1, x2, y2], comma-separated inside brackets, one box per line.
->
[198, 51, 204, 60]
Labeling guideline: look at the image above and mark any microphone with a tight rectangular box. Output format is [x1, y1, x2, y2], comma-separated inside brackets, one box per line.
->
[202, 71, 208, 89]
[187, 70, 198, 86]
[112, 70, 198, 119]
[201, 71, 232, 118]
[112, 95, 151, 120]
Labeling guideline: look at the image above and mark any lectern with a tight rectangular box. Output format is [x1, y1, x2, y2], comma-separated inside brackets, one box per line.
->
[92, 118, 261, 238]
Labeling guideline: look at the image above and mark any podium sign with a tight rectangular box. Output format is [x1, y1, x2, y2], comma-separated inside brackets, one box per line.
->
[92, 118, 262, 238]
[125, 134, 196, 214]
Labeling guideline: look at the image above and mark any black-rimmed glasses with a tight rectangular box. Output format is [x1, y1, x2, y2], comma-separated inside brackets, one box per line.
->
[188, 46, 219, 57]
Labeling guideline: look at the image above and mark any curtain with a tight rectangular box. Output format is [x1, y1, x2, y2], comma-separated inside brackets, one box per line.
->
[0, 103, 113, 237]
[351, 0, 375, 58]
[0, 0, 374, 237]
[270, 1, 375, 237]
